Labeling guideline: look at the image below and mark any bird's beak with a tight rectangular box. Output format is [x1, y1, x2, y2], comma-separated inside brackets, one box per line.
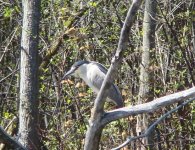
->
[61, 68, 75, 81]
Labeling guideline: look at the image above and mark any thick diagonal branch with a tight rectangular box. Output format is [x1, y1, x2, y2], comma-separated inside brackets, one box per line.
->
[101, 87, 195, 126]
[84, 1, 143, 150]
[93, 0, 143, 119]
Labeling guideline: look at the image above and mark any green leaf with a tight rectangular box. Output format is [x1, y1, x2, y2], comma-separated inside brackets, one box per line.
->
[88, 2, 97, 7]
[4, 7, 13, 18]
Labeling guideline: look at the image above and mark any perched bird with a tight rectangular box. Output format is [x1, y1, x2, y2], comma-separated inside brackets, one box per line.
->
[62, 60, 123, 107]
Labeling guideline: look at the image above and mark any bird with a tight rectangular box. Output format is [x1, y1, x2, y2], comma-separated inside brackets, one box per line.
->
[62, 60, 124, 107]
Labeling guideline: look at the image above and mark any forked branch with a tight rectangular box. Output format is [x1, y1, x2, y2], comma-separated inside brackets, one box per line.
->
[101, 87, 195, 126]
[111, 97, 195, 150]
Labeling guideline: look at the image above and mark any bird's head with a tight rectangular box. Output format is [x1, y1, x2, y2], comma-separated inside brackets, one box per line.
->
[62, 60, 90, 80]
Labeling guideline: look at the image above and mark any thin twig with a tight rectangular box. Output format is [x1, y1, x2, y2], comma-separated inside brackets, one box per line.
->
[0, 27, 19, 63]
[0, 69, 19, 83]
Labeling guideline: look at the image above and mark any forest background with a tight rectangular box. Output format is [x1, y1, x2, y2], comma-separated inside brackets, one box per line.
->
[0, 0, 195, 149]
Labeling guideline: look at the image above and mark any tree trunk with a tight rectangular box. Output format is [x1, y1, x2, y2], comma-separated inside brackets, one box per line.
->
[18, 0, 41, 149]
[136, 0, 156, 149]
[191, 2, 195, 56]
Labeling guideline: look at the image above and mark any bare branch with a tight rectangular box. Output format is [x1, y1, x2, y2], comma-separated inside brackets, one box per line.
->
[101, 87, 195, 125]
[84, 1, 143, 150]
[0, 126, 27, 150]
[39, 7, 89, 70]
[0, 69, 19, 83]
[111, 97, 195, 150]
[93, 0, 143, 119]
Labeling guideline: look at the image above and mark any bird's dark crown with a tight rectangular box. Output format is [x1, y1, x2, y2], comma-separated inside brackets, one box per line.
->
[72, 60, 90, 68]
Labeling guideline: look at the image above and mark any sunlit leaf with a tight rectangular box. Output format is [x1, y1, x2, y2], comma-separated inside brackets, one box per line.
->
[61, 79, 74, 85]
[78, 92, 87, 97]
[122, 89, 127, 96]
[65, 27, 77, 36]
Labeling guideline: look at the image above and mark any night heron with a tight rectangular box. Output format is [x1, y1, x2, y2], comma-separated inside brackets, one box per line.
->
[62, 60, 124, 107]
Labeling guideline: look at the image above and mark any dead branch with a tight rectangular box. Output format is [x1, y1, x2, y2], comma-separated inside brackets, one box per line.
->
[111, 97, 195, 150]
[101, 87, 195, 125]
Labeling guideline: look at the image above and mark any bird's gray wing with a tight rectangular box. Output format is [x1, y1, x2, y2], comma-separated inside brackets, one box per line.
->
[90, 63, 123, 107]
[91, 61, 108, 74]
[90, 67, 105, 91]
[107, 84, 123, 107]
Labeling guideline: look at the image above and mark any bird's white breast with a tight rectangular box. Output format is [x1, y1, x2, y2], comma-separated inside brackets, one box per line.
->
[87, 63, 100, 93]
[78, 63, 101, 93]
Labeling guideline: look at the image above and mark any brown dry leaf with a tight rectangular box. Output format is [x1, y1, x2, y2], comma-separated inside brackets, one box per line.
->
[65, 27, 77, 36]
[61, 79, 74, 85]
[82, 139, 85, 145]
[148, 65, 159, 71]
[78, 92, 87, 97]
[75, 82, 82, 88]
[124, 98, 131, 103]
[64, 120, 73, 128]
[79, 45, 94, 51]
[75, 82, 86, 88]
[60, 80, 67, 84]
[122, 89, 128, 96]
[79, 46, 86, 51]
[81, 82, 86, 87]
[122, 146, 130, 150]
[128, 116, 134, 121]
[122, 131, 127, 138]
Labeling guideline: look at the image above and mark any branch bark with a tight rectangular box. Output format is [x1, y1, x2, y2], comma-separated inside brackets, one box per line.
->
[19, 0, 41, 148]
[137, 0, 157, 148]
[0, 126, 27, 150]
[84, 1, 143, 150]
[101, 87, 195, 126]
[111, 97, 195, 150]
